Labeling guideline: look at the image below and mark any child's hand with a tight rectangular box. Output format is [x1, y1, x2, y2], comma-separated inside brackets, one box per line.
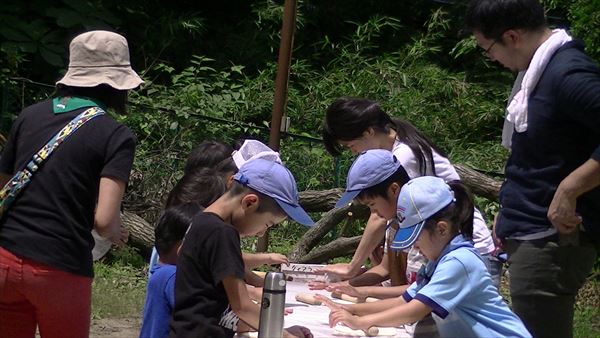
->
[283, 325, 313, 338]
[308, 279, 347, 291]
[267, 253, 289, 265]
[314, 263, 355, 280]
[329, 308, 362, 330]
[324, 280, 349, 291]
[246, 286, 262, 302]
[284, 307, 294, 315]
[314, 295, 343, 311]
[308, 280, 327, 290]
[328, 285, 366, 301]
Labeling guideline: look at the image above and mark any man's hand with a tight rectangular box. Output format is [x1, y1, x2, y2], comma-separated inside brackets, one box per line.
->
[548, 185, 582, 234]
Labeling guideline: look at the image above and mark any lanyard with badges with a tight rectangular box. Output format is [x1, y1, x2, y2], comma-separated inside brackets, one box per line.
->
[0, 106, 105, 218]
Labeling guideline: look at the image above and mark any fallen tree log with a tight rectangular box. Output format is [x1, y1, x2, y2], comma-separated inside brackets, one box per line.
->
[288, 203, 370, 262]
[454, 164, 502, 201]
[299, 188, 342, 212]
[122, 210, 154, 251]
[122, 165, 503, 262]
[296, 236, 361, 263]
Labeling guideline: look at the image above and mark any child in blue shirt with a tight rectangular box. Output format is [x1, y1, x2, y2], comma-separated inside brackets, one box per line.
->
[319, 151, 531, 338]
[139, 203, 200, 338]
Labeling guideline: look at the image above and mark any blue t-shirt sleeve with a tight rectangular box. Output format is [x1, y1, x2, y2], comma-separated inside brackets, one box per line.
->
[412, 257, 472, 319]
[165, 271, 176, 309]
[402, 281, 418, 303]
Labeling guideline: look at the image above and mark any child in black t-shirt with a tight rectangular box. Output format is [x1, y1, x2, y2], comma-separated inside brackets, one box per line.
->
[169, 158, 314, 338]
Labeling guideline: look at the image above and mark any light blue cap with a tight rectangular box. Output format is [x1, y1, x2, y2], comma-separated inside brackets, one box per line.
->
[233, 158, 314, 226]
[390, 176, 455, 250]
[335, 149, 404, 208]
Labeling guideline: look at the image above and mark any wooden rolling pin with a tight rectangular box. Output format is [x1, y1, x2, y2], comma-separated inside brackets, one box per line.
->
[331, 291, 378, 303]
[363, 327, 379, 337]
[295, 292, 322, 305]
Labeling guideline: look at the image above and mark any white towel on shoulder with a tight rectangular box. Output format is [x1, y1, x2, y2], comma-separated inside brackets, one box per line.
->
[502, 29, 572, 149]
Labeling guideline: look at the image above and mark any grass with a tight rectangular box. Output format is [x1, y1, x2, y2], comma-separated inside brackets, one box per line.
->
[574, 305, 600, 338]
[91, 261, 147, 320]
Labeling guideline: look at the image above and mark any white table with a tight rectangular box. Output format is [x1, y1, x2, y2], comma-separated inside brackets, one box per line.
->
[277, 281, 411, 337]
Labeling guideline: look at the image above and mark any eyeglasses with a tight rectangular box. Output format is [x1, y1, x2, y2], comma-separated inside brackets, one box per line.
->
[482, 40, 497, 57]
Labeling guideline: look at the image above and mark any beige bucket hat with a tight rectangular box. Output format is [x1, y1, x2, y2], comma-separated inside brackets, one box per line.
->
[56, 30, 143, 90]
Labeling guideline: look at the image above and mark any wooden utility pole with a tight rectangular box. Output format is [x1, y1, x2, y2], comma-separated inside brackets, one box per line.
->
[258, 0, 297, 252]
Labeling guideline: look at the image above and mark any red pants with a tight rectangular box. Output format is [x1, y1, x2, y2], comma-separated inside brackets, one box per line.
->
[0, 246, 92, 338]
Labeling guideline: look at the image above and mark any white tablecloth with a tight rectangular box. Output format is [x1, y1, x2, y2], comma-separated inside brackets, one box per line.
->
[277, 281, 411, 338]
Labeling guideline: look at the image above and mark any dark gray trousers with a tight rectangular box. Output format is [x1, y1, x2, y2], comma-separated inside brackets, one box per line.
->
[505, 232, 597, 338]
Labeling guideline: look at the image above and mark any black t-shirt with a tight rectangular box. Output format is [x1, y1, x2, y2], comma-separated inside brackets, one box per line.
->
[0, 99, 135, 277]
[170, 212, 245, 338]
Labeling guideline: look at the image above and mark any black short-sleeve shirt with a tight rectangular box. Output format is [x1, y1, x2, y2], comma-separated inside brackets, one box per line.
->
[170, 212, 245, 338]
[0, 99, 136, 277]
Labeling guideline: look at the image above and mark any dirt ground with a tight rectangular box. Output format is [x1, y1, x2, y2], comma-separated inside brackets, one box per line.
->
[90, 317, 141, 338]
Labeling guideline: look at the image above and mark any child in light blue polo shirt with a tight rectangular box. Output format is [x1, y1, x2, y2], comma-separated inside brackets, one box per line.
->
[321, 166, 531, 338]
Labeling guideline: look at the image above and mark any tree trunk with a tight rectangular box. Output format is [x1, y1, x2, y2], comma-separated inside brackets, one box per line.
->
[122, 211, 154, 250]
[299, 188, 342, 212]
[288, 203, 370, 262]
[122, 165, 503, 263]
[454, 164, 502, 201]
[296, 236, 361, 263]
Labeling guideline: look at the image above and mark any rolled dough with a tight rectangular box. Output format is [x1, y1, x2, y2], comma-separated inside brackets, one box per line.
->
[333, 324, 397, 337]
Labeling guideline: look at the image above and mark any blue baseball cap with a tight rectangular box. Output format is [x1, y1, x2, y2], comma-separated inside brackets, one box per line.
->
[390, 176, 455, 250]
[233, 158, 314, 226]
[335, 149, 404, 208]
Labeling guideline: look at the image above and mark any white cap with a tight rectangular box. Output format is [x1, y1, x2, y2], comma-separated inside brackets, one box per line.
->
[232, 139, 282, 169]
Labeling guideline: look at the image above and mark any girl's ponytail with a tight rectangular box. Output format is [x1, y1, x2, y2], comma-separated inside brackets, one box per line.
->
[447, 181, 474, 239]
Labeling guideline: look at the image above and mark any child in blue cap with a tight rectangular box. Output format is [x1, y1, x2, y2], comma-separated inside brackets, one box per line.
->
[322, 149, 436, 336]
[169, 158, 313, 338]
[320, 176, 531, 338]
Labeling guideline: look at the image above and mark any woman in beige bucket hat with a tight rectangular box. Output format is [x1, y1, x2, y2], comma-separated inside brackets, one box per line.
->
[0, 30, 142, 338]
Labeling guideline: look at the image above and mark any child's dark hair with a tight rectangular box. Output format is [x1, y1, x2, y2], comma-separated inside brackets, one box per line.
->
[227, 181, 284, 215]
[423, 181, 474, 239]
[165, 168, 227, 208]
[357, 166, 410, 201]
[322, 97, 446, 176]
[155, 203, 200, 256]
[184, 140, 237, 175]
[465, 0, 547, 41]
[56, 84, 128, 115]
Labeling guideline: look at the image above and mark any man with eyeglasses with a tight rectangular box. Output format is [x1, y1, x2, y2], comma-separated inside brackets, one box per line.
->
[466, 1, 600, 338]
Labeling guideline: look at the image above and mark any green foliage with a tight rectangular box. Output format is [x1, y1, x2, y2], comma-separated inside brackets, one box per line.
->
[568, 0, 600, 61]
[115, 6, 514, 227]
[574, 303, 600, 338]
[92, 261, 146, 319]
[543, 0, 600, 61]
[106, 246, 147, 269]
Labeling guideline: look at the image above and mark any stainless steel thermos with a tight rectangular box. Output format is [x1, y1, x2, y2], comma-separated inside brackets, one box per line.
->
[258, 272, 286, 338]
